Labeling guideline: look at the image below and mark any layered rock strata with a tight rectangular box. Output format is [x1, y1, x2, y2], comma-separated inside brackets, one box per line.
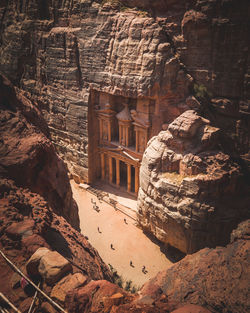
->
[0, 73, 79, 229]
[137, 110, 250, 253]
[0, 0, 248, 182]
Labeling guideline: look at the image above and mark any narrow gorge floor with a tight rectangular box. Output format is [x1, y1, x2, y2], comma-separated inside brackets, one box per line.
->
[71, 181, 173, 288]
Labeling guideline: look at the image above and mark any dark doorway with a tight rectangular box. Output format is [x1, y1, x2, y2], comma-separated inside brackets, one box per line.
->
[120, 161, 127, 188]
[112, 158, 116, 184]
[131, 166, 135, 193]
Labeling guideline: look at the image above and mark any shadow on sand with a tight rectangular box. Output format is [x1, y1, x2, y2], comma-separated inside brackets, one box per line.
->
[142, 230, 186, 263]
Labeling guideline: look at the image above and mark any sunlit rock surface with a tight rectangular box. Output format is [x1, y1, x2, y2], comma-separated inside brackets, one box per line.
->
[137, 110, 249, 253]
[0, 0, 248, 182]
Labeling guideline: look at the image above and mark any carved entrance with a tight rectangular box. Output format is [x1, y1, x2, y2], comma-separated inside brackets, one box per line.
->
[88, 91, 154, 195]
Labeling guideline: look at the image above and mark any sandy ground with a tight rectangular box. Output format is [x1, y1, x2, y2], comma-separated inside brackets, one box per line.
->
[71, 181, 173, 288]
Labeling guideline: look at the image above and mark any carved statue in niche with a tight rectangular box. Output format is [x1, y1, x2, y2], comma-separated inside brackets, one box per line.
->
[116, 103, 133, 147]
[130, 110, 150, 128]
[95, 101, 116, 142]
[102, 121, 108, 141]
[131, 109, 150, 153]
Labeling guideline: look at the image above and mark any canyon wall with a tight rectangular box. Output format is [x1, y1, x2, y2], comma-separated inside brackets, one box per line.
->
[0, 72, 113, 310]
[137, 110, 249, 253]
[0, 73, 80, 229]
[0, 0, 249, 252]
[1, 0, 248, 183]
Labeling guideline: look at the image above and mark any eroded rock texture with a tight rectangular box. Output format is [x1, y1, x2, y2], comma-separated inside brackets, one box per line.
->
[137, 110, 249, 253]
[0, 0, 248, 182]
[0, 72, 112, 311]
[0, 73, 79, 228]
[138, 220, 250, 313]
[0, 179, 112, 310]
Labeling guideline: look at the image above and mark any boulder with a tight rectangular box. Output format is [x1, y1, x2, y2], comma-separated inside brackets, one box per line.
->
[41, 302, 57, 313]
[137, 110, 249, 253]
[65, 280, 130, 313]
[50, 273, 87, 303]
[38, 250, 72, 285]
[26, 247, 50, 278]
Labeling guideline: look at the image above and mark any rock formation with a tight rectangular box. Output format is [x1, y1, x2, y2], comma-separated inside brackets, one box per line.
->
[0, 178, 113, 310]
[137, 110, 249, 253]
[1, 178, 249, 312]
[0, 73, 79, 229]
[0, 1, 249, 311]
[137, 219, 250, 313]
[0, 78, 113, 309]
[0, 0, 248, 183]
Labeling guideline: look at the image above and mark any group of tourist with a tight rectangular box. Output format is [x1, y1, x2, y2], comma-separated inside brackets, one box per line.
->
[92, 197, 148, 275]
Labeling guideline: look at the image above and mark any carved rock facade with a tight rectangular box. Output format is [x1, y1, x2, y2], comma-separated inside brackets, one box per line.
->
[0, 0, 248, 183]
[137, 110, 249, 253]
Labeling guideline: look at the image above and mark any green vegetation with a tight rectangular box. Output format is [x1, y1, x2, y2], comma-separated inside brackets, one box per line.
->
[193, 83, 212, 101]
[108, 264, 139, 293]
[125, 279, 132, 291]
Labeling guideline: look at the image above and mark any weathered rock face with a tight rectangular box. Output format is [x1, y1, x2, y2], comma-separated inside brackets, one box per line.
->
[0, 0, 248, 182]
[0, 73, 79, 228]
[0, 179, 247, 313]
[138, 220, 250, 313]
[65, 280, 132, 313]
[0, 178, 112, 309]
[0, 71, 114, 310]
[178, 2, 250, 155]
[137, 110, 249, 253]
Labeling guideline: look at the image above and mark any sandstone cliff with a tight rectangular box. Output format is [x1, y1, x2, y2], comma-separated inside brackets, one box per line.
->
[0, 73, 112, 310]
[138, 110, 249, 253]
[0, 73, 79, 229]
[0, 0, 248, 182]
[0, 178, 113, 311]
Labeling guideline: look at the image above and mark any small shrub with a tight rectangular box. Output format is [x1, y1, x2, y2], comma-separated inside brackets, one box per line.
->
[131, 286, 139, 294]
[193, 83, 212, 100]
[125, 280, 132, 291]
[109, 264, 140, 292]
[116, 277, 124, 288]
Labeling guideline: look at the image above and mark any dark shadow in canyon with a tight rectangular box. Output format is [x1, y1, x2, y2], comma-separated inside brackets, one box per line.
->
[43, 227, 72, 259]
[142, 230, 186, 263]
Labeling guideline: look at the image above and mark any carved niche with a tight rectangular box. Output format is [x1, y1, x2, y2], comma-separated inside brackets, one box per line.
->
[116, 103, 133, 147]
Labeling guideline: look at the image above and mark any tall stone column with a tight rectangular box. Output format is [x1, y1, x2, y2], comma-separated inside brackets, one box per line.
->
[101, 153, 105, 180]
[135, 130, 139, 152]
[127, 163, 131, 192]
[108, 123, 111, 142]
[119, 125, 121, 143]
[109, 156, 113, 183]
[126, 127, 129, 146]
[116, 159, 120, 186]
[100, 119, 103, 141]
